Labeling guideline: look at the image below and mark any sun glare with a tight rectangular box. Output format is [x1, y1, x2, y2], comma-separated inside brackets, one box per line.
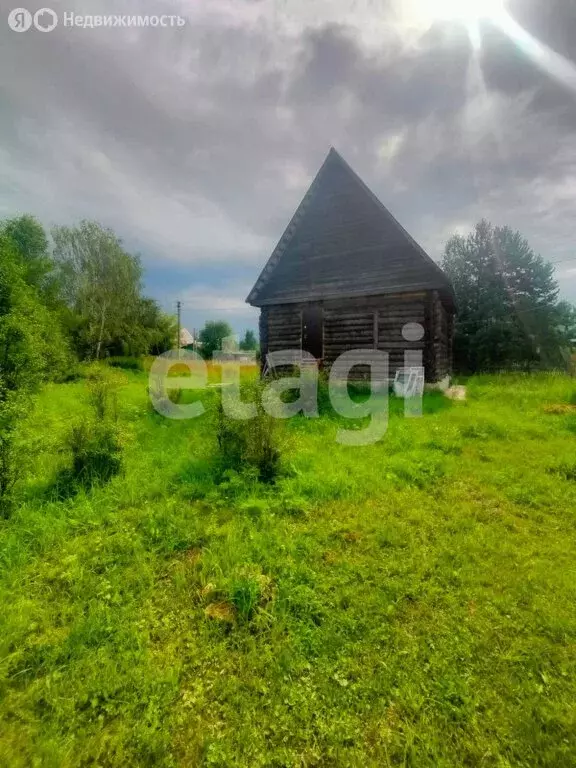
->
[431, 0, 505, 23]
[415, 0, 576, 94]
[404, 0, 507, 52]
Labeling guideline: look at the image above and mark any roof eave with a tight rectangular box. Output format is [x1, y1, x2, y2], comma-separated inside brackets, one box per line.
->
[249, 281, 453, 308]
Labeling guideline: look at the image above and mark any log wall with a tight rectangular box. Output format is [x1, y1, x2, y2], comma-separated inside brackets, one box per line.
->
[260, 291, 452, 382]
[266, 304, 301, 352]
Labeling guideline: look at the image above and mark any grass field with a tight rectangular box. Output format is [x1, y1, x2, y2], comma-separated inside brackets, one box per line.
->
[1, 367, 575, 767]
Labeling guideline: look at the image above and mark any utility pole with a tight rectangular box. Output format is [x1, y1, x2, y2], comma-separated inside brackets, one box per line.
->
[176, 300, 181, 360]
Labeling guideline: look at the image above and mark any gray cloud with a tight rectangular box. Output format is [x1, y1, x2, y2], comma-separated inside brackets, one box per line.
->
[1, 0, 575, 308]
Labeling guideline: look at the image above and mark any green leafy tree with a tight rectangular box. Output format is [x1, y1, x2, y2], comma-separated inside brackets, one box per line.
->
[1, 217, 72, 383]
[0, 236, 43, 393]
[132, 298, 177, 356]
[52, 221, 143, 360]
[199, 320, 233, 360]
[0, 233, 64, 512]
[2, 215, 53, 295]
[108, 298, 176, 357]
[239, 329, 258, 352]
[442, 220, 566, 372]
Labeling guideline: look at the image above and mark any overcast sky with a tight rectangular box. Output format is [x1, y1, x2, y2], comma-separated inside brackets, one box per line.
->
[1, 0, 575, 334]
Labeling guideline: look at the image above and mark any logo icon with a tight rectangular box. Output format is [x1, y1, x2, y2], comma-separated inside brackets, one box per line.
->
[8, 8, 32, 31]
[34, 7, 57, 31]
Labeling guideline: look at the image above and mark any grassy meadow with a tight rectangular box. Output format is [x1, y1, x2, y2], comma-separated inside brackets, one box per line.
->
[1, 365, 575, 766]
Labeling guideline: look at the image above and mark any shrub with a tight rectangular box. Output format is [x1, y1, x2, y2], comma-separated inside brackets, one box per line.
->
[67, 420, 122, 488]
[85, 365, 126, 422]
[214, 385, 282, 483]
[59, 366, 126, 492]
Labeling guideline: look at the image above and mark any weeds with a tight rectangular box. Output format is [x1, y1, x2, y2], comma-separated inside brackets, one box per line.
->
[548, 462, 576, 482]
[230, 576, 262, 621]
[86, 364, 126, 422]
[67, 420, 123, 487]
[62, 366, 125, 490]
[214, 382, 282, 483]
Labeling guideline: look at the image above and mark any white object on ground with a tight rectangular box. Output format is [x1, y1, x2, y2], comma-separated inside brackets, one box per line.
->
[445, 385, 467, 401]
[393, 367, 425, 398]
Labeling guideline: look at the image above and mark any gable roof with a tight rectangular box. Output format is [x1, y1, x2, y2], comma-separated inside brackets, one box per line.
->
[179, 328, 195, 347]
[246, 148, 454, 308]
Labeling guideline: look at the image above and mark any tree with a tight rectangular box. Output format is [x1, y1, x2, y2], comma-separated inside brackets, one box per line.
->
[52, 221, 143, 360]
[239, 329, 258, 351]
[551, 301, 576, 366]
[0, 232, 65, 512]
[132, 298, 177, 356]
[2, 215, 53, 295]
[199, 320, 233, 360]
[442, 220, 566, 372]
[1, 215, 72, 381]
[108, 297, 176, 357]
[554, 301, 576, 340]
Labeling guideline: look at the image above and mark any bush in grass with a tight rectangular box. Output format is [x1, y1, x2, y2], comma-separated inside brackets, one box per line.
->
[214, 384, 282, 483]
[67, 420, 123, 487]
[62, 367, 126, 491]
[85, 365, 126, 422]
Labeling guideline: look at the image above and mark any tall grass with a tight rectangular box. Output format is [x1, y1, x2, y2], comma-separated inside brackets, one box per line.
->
[60, 365, 125, 491]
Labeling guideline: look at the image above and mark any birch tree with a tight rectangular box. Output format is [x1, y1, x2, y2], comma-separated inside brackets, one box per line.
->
[52, 221, 142, 360]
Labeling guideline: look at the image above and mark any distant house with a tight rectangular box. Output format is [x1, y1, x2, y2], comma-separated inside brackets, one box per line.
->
[179, 328, 196, 349]
[246, 148, 455, 383]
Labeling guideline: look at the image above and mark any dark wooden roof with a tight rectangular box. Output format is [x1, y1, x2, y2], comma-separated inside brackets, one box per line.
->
[247, 148, 454, 308]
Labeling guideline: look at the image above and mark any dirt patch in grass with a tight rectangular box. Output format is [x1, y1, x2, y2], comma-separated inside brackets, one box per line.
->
[543, 404, 576, 415]
[204, 601, 236, 623]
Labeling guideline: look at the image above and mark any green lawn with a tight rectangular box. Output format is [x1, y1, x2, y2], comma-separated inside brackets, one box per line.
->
[1, 370, 575, 766]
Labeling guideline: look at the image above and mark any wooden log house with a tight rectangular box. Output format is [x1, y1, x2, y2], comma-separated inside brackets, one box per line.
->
[246, 149, 455, 383]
